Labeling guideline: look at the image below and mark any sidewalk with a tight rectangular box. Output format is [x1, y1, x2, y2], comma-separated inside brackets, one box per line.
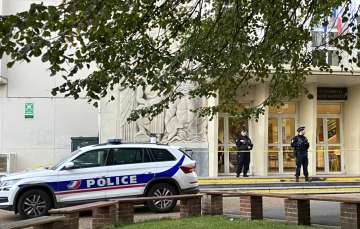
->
[198, 175, 360, 194]
[199, 175, 360, 184]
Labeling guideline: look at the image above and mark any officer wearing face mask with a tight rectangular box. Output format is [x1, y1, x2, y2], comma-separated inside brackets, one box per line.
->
[235, 127, 253, 177]
[291, 126, 310, 182]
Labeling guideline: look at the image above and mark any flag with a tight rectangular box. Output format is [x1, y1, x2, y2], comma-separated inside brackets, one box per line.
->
[336, 16, 343, 34]
[332, 7, 337, 17]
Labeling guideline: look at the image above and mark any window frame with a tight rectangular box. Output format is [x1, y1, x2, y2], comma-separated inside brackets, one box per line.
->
[148, 148, 177, 162]
[70, 149, 110, 169]
[106, 147, 153, 166]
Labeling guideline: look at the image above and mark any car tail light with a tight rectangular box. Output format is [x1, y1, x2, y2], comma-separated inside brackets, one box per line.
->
[180, 163, 196, 174]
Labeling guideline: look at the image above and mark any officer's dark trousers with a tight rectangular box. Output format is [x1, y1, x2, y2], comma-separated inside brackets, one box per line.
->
[295, 153, 309, 177]
[237, 152, 250, 176]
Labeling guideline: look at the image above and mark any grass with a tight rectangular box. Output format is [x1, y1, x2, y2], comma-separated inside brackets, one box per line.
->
[114, 216, 318, 229]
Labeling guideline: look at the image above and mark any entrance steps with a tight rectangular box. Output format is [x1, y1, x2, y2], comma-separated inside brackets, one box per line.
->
[198, 175, 360, 193]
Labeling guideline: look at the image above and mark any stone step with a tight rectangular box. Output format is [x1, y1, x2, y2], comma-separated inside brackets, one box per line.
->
[198, 176, 360, 185]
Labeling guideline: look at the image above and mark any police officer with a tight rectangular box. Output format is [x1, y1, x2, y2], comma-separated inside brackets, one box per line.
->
[291, 126, 310, 182]
[235, 128, 253, 177]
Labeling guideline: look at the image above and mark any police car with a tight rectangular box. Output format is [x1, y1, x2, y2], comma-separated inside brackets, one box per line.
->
[0, 140, 199, 218]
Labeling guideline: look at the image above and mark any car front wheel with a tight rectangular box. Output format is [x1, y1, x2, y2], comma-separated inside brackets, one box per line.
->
[17, 189, 51, 218]
[146, 183, 177, 213]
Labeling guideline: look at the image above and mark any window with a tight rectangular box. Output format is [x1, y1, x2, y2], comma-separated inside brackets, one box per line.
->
[0, 155, 7, 172]
[311, 31, 337, 47]
[72, 149, 108, 169]
[311, 31, 325, 47]
[178, 148, 193, 159]
[328, 50, 339, 66]
[317, 104, 341, 114]
[150, 149, 176, 162]
[107, 148, 151, 165]
[269, 103, 296, 114]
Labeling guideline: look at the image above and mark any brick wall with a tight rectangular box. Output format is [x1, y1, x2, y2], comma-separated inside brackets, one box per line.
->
[92, 205, 116, 229]
[239, 196, 263, 220]
[341, 203, 360, 229]
[202, 194, 223, 215]
[284, 199, 310, 225]
[180, 197, 202, 217]
[117, 202, 135, 225]
[51, 212, 79, 229]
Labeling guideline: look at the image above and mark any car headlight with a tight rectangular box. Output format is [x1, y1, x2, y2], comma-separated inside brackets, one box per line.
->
[0, 179, 19, 187]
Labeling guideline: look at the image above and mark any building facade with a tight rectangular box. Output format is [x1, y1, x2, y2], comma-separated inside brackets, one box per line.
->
[100, 3, 360, 177]
[0, 0, 99, 173]
[100, 74, 360, 177]
[2, 0, 360, 178]
[211, 74, 360, 177]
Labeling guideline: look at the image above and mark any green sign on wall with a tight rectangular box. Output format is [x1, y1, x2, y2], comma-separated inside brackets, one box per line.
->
[25, 103, 34, 118]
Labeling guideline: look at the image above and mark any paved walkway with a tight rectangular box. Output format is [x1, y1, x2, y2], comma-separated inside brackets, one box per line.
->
[224, 197, 340, 226]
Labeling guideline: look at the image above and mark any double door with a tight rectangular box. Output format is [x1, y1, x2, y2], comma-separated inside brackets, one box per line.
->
[268, 115, 296, 174]
[218, 114, 249, 175]
[316, 116, 343, 173]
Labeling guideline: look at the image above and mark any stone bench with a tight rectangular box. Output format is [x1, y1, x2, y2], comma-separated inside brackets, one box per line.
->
[0, 216, 65, 229]
[202, 191, 360, 229]
[111, 194, 203, 225]
[201, 191, 301, 220]
[49, 200, 118, 229]
[48, 194, 203, 229]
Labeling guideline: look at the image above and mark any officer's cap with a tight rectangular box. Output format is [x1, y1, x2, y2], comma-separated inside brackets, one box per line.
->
[297, 126, 305, 132]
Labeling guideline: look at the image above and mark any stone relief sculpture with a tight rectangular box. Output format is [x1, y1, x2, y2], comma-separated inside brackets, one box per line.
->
[135, 86, 165, 141]
[117, 83, 208, 143]
[118, 87, 137, 141]
[163, 83, 201, 143]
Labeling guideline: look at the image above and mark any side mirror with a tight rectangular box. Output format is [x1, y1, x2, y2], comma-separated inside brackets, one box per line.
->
[63, 162, 75, 170]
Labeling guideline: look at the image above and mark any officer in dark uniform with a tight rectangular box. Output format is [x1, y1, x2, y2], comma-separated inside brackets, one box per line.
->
[291, 126, 310, 182]
[235, 128, 253, 177]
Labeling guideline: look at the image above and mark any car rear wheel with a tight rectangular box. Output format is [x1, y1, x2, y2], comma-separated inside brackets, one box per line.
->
[146, 183, 177, 213]
[17, 189, 51, 218]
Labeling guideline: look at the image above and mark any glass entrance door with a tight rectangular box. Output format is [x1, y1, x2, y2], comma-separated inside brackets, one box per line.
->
[268, 103, 297, 174]
[316, 117, 343, 173]
[218, 113, 249, 175]
[268, 116, 296, 173]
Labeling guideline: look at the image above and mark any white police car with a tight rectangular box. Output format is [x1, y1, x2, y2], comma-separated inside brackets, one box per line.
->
[0, 140, 199, 218]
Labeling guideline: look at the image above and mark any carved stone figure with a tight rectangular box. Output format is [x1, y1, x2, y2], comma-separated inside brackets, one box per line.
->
[135, 86, 165, 141]
[118, 87, 137, 141]
[163, 83, 208, 143]
[116, 83, 208, 144]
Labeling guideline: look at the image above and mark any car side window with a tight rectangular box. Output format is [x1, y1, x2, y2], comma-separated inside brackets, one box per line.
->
[107, 148, 151, 166]
[72, 149, 108, 169]
[150, 148, 176, 162]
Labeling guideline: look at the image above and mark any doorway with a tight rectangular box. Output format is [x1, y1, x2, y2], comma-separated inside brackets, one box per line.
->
[268, 103, 297, 174]
[316, 103, 343, 173]
[218, 113, 249, 175]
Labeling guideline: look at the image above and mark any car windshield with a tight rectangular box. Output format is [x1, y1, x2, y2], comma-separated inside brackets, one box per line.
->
[50, 149, 81, 170]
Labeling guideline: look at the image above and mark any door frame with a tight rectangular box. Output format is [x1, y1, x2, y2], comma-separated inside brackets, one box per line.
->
[316, 113, 344, 174]
[218, 113, 251, 175]
[268, 113, 298, 174]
